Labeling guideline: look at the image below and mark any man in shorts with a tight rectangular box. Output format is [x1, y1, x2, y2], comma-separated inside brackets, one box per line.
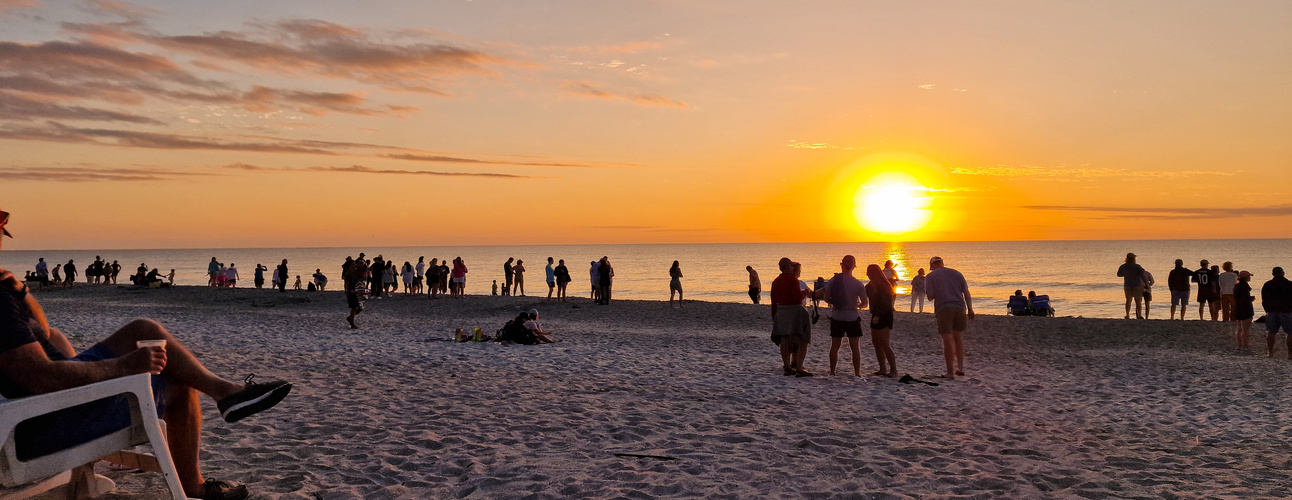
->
[1116, 253, 1146, 320]
[1167, 259, 1192, 320]
[925, 256, 974, 380]
[814, 255, 868, 376]
[1193, 260, 1219, 320]
[545, 257, 556, 301]
[747, 265, 761, 304]
[503, 258, 514, 297]
[0, 210, 292, 500]
[1261, 266, 1292, 358]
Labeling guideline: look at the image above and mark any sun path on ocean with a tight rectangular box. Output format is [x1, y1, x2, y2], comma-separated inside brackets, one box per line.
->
[852, 171, 934, 235]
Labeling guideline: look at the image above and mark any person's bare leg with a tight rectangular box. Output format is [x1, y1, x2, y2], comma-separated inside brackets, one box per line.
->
[848, 336, 862, 376]
[828, 337, 842, 375]
[794, 343, 809, 374]
[1134, 297, 1142, 319]
[870, 331, 886, 374]
[678, 290, 683, 308]
[1268, 332, 1277, 357]
[1170, 304, 1176, 320]
[1199, 303, 1205, 321]
[939, 333, 956, 379]
[779, 342, 793, 372]
[952, 330, 966, 376]
[1210, 302, 1219, 321]
[99, 319, 241, 400]
[162, 383, 209, 497]
[1125, 298, 1132, 319]
[1144, 300, 1150, 319]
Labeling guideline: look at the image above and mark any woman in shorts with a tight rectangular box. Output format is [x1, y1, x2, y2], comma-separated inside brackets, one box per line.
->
[669, 260, 684, 308]
[866, 264, 897, 377]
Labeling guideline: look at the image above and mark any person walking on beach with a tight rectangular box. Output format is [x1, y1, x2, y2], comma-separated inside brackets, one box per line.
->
[926, 256, 973, 380]
[343, 256, 368, 329]
[771, 257, 813, 377]
[63, 259, 77, 287]
[225, 263, 239, 288]
[669, 261, 685, 308]
[1141, 268, 1155, 319]
[814, 255, 867, 376]
[110, 260, 121, 284]
[866, 264, 898, 377]
[502, 258, 514, 296]
[512, 259, 526, 296]
[590, 260, 601, 301]
[1117, 253, 1146, 320]
[1167, 259, 1191, 320]
[51, 264, 62, 285]
[1194, 260, 1219, 321]
[1261, 267, 1292, 358]
[747, 266, 761, 304]
[555, 259, 571, 302]
[1218, 262, 1238, 322]
[546, 257, 557, 301]
[910, 268, 926, 313]
[276, 259, 288, 293]
[207, 257, 220, 287]
[1234, 270, 1255, 348]
[253, 264, 265, 289]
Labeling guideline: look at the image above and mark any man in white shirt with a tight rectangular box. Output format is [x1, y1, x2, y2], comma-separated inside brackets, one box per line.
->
[224, 264, 239, 288]
[814, 255, 868, 376]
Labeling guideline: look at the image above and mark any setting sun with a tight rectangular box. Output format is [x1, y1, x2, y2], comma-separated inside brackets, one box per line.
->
[852, 171, 934, 235]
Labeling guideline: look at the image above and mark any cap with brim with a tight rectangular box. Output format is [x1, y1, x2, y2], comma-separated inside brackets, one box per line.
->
[528, 308, 539, 316]
[929, 256, 943, 265]
[1239, 271, 1252, 279]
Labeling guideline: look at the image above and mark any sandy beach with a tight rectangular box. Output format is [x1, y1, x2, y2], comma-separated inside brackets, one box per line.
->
[29, 285, 1292, 499]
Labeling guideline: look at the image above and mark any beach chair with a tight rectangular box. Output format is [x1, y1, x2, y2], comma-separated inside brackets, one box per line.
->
[1031, 295, 1053, 317]
[0, 374, 186, 500]
[1007, 295, 1030, 316]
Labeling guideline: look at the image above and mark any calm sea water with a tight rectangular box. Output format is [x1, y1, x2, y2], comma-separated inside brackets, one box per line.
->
[5, 240, 1289, 319]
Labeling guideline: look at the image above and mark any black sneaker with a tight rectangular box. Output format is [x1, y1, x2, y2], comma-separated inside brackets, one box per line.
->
[199, 479, 248, 500]
[217, 374, 292, 423]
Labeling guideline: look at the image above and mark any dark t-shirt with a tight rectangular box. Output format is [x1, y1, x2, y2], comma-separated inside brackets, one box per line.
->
[0, 290, 63, 398]
[277, 264, 289, 281]
[866, 281, 894, 315]
[1167, 267, 1192, 291]
[770, 273, 801, 306]
[1194, 268, 1219, 299]
[504, 263, 513, 278]
[1262, 276, 1292, 314]
[1117, 263, 1145, 287]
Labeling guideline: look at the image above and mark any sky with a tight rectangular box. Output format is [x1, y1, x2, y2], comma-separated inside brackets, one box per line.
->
[1, 0, 1289, 249]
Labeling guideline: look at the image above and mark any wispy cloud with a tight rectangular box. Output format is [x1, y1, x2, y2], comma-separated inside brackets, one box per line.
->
[0, 91, 161, 123]
[786, 140, 855, 150]
[951, 165, 1239, 180]
[382, 153, 589, 168]
[0, 165, 211, 181]
[223, 163, 534, 179]
[1026, 205, 1292, 220]
[0, 0, 37, 17]
[560, 80, 686, 108]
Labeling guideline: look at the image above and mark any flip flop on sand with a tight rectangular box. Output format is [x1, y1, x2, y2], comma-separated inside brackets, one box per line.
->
[795, 369, 815, 378]
[872, 370, 887, 376]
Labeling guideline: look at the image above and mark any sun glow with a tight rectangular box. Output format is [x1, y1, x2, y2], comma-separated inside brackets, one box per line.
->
[853, 171, 934, 235]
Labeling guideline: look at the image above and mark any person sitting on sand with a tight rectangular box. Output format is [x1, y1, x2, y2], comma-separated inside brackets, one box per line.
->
[1027, 291, 1054, 316]
[813, 255, 867, 376]
[926, 256, 974, 380]
[771, 257, 813, 377]
[1261, 267, 1292, 358]
[866, 264, 898, 377]
[0, 210, 292, 500]
[523, 309, 559, 344]
[1234, 271, 1255, 349]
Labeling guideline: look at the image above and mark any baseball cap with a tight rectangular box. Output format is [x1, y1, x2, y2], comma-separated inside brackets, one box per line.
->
[1239, 270, 1252, 280]
[1126, 252, 1136, 258]
[929, 256, 943, 265]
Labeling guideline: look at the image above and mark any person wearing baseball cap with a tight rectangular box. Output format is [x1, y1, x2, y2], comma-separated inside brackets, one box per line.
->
[925, 256, 974, 379]
[1116, 252, 1147, 320]
[1261, 267, 1292, 358]
[0, 210, 293, 500]
[1234, 270, 1256, 348]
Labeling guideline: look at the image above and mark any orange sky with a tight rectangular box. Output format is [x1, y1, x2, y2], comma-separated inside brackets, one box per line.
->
[1, 1, 1289, 249]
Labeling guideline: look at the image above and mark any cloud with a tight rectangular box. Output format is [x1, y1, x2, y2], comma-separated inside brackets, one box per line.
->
[0, 91, 162, 123]
[560, 80, 686, 108]
[0, 0, 37, 16]
[222, 163, 533, 179]
[918, 84, 935, 90]
[1025, 205, 1292, 220]
[0, 122, 340, 154]
[565, 41, 662, 55]
[0, 165, 210, 181]
[786, 140, 855, 150]
[381, 153, 588, 168]
[950, 165, 1239, 180]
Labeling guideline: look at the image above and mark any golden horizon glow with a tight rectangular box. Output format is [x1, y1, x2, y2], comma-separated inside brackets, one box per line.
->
[852, 171, 934, 236]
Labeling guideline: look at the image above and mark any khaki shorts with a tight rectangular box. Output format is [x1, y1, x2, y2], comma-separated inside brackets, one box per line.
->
[1124, 286, 1143, 299]
[935, 308, 967, 335]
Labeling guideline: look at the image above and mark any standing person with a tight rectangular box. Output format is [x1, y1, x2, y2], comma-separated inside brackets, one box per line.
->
[503, 258, 514, 297]
[52, 263, 62, 285]
[1193, 260, 1218, 321]
[1116, 253, 1146, 320]
[34, 258, 47, 284]
[814, 255, 866, 377]
[910, 268, 927, 313]
[747, 266, 761, 304]
[882, 260, 900, 287]
[275, 259, 288, 293]
[1234, 271, 1255, 348]
[590, 260, 601, 301]
[89, 256, 102, 284]
[1167, 259, 1191, 320]
[293, 275, 302, 290]
[925, 256, 974, 380]
[343, 256, 368, 329]
[253, 264, 266, 289]
[1218, 262, 1238, 322]
[555, 259, 571, 302]
[384, 261, 398, 294]
[451, 257, 467, 297]
[401, 262, 415, 295]
[866, 264, 897, 377]
[1141, 268, 1155, 319]
[771, 258, 812, 377]
[225, 263, 239, 288]
[110, 260, 120, 284]
[63, 259, 77, 287]
[369, 256, 384, 299]
[207, 257, 220, 287]
[669, 261, 684, 308]
[426, 258, 440, 298]
[270, 267, 281, 290]
[597, 257, 614, 305]
[1261, 267, 1292, 358]
[415, 257, 426, 295]
[513, 259, 526, 297]
[545, 257, 556, 301]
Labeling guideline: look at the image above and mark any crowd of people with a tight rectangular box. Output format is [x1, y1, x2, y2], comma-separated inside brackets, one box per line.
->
[26, 256, 174, 289]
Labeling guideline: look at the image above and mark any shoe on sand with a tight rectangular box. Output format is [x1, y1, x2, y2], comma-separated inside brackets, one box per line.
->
[198, 479, 248, 500]
[217, 374, 292, 423]
[795, 369, 814, 378]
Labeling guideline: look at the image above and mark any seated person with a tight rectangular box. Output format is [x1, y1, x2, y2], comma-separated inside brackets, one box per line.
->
[146, 268, 163, 283]
[1028, 291, 1055, 316]
[1008, 290, 1032, 316]
[0, 210, 292, 500]
[312, 270, 328, 292]
[523, 309, 559, 344]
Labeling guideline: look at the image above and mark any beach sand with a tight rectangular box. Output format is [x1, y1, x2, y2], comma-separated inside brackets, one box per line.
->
[27, 285, 1292, 499]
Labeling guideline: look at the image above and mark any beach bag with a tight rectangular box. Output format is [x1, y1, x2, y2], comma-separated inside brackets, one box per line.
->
[307, 282, 316, 291]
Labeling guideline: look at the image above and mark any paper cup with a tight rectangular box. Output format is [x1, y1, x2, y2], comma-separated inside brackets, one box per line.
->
[136, 340, 166, 374]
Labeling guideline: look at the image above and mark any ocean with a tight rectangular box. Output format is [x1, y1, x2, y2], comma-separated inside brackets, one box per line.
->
[6, 240, 1289, 319]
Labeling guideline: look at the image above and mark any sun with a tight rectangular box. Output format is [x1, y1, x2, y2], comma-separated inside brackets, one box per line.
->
[852, 171, 934, 235]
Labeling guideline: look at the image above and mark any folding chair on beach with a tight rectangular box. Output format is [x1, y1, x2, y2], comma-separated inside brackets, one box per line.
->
[1007, 295, 1031, 316]
[1031, 295, 1053, 317]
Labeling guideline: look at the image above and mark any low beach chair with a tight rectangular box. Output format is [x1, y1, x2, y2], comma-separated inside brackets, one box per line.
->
[1007, 295, 1030, 316]
[1031, 295, 1053, 317]
[0, 374, 186, 499]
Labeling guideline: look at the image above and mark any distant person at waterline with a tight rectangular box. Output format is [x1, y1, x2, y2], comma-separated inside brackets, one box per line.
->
[771, 257, 812, 377]
[882, 260, 899, 288]
[225, 263, 239, 288]
[910, 268, 926, 313]
[1233, 271, 1255, 349]
[546, 257, 557, 301]
[451, 257, 467, 297]
[555, 259, 571, 302]
[1261, 267, 1292, 358]
[63, 259, 76, 286]
[34, 258, 47, 284]
[1140, 268, 1155, 319]
[402, 261, 415, 295]
[1167, 259, 1191, 320]
[747, 266, 761, 304]
[313, 269, 328, 292]
[926, 256, 973, 380]
[1194, 260, 1219, 321]
[598, 257, 614, 305]
[276, 259, 289, 293]
[502, 258, 514, 296]
[1116, 253, 1146, 320]
[512, 259, 526, 297]
[1218, 262, 1238, 322]
[814, 255, 866, 377]
[669, 260, 684, 308]
[254, 264, 266, 289]
[208, 257, 220, 287]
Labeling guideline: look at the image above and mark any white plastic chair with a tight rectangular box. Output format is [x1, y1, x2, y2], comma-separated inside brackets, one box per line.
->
[0, 374, 186, 499]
